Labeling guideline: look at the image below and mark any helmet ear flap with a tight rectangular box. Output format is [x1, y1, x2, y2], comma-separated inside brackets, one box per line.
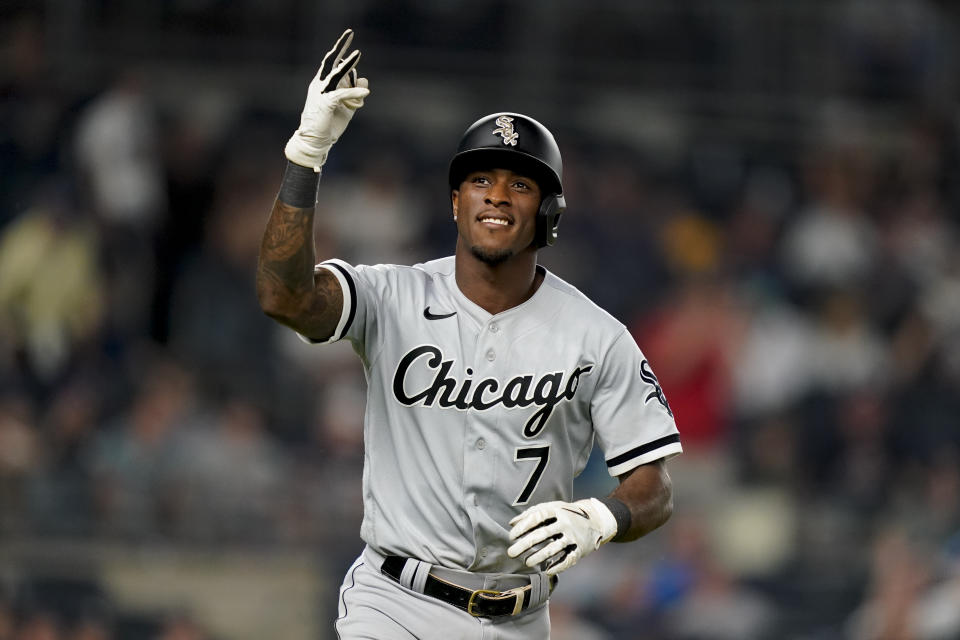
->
[535, 193, 566, 248]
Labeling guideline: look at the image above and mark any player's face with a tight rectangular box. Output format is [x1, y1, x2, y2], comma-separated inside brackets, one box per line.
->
[452, 168, 541, 265]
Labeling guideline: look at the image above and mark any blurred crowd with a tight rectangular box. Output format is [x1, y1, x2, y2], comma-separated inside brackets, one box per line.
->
[3, 2, 960, 640]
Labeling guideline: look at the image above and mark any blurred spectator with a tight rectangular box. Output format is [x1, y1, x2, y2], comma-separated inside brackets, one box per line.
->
[730, 291, 815, 420]
[794, 391, 889, 507]
[0, 598, 11, 640]
[66, 616, 111, 640]
[881, 185, 955, 291]
[73, 72, 166, 231]
[632, 270, 743, 452]
[918, 256, 960, 383]
[554, 153, 668, 320]
[736, 413, 801, 489]
[317, 147, 429, 266]
[831, 391, 893, 513]
[0, 392, 38, 533]
[724, 166, 793, 292]
[781, 141, 878, 296]
[617, 513, 707, 626]
[838, 0, 952, 103]
[806, 289, 890, 394]
[0, 192, 105, 382]
[664, 564, 776, 640]
[286, 377, 366, 622]
[167, 396, 288, 542]
[166, 149, 282, 410]
[27, 377, 103, 535]
[548, 603, 612, 640]
[885, 447, 960, 557]
[846, 526, 960, 640]
[14, 609, 60, 640]
[83, 355, 199, 538]
[151, 97, 232, 343]
[156, 614, 208, 640]
[0, 13, 72, 228]
[73, 71, 166, 343]
[598, 510, 778, 639]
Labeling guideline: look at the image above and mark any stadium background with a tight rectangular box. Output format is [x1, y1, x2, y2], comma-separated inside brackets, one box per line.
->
[2, 1, 960, 638]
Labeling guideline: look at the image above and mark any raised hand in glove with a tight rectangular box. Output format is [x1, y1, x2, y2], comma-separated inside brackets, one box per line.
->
[507, 498, 619, 577]
[285, 28, 370, 172]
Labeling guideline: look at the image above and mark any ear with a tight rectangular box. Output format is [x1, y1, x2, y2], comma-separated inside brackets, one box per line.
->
[451, 190, 459, 220]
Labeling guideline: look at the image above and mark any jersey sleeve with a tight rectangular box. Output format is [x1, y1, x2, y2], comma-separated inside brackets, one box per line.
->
[296, 259, 387, 359]
[591, 329, 682, 477]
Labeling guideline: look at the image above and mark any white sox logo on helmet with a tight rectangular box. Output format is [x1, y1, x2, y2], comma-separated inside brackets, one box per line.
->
[493, 115, 519, 146]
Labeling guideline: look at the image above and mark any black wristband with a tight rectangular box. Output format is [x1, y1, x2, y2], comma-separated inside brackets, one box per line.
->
[278, 160, 320, 208]
[598, 497, 632, 542]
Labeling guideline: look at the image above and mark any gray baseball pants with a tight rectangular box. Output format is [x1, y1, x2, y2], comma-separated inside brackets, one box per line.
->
[335, 546, 551, 639]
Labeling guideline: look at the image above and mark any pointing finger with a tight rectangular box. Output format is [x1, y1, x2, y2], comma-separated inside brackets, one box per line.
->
[317, 28, 354, 83]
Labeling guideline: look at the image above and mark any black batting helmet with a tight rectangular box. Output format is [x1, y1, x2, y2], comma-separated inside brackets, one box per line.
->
[448, 113, 566, 248]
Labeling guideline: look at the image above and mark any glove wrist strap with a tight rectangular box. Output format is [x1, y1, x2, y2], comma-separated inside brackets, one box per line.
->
[597, 496, 632, 542]
[278, 160, 321, 208]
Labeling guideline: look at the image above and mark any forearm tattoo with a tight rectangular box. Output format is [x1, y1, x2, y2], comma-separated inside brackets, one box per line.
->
[260, 202, 314, 293]
[257, 200, 342, 337]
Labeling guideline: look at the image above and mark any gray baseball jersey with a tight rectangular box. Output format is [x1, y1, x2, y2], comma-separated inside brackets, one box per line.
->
[306, 255, 681, 574]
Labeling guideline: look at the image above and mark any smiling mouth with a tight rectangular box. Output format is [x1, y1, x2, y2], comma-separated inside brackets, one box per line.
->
[478, 215, 512, 227]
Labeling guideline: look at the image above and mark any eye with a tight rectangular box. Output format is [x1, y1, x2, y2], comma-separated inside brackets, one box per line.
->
[470, 175, 491, 185]
[512, 180, 531, 190]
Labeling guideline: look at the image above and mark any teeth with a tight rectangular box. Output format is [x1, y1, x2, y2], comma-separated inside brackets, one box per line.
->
[481, 218, 509, 226]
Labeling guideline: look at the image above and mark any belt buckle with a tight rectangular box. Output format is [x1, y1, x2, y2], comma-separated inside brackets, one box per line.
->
[466, 589, 502, 617]
[467, 587, 526, 617]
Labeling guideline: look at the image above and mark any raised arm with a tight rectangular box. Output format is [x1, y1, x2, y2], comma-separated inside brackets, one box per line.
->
[255, 28, 369, 341]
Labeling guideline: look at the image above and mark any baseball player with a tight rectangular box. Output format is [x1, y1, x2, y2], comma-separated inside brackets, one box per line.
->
[256, 29, 682, 639]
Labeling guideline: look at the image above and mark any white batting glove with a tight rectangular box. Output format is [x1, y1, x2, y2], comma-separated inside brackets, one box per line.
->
[507, 498, 618, 577]
[284, 28, 370, 172]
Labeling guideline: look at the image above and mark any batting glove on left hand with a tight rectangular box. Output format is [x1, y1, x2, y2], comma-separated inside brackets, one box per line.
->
[285, 28, 370, 172]
[507, 498, 618, 577]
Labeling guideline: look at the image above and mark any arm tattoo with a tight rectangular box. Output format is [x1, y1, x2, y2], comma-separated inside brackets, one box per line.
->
[259, 201, 314, 296]
[263, 205, 313, 261]
[257, 199, 343, 339]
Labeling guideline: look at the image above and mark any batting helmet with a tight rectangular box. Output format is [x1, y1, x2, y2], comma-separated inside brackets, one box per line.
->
[448, 113, 566, 248]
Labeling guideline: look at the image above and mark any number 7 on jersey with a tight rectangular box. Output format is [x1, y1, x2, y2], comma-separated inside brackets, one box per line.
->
[514, 446, 550, 505]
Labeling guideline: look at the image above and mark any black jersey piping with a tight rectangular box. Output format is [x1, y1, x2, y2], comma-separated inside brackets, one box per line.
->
[326, 261, 357, 339]
[606, 434, 681, 469]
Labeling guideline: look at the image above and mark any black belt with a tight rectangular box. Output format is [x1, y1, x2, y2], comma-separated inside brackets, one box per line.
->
[380, 555, 556, 618]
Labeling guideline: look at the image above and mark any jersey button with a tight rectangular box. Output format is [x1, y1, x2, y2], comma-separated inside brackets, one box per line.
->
[485, 349, 496, 361]
[489, 322, 499, 333]
[476, 438, 486, 450]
